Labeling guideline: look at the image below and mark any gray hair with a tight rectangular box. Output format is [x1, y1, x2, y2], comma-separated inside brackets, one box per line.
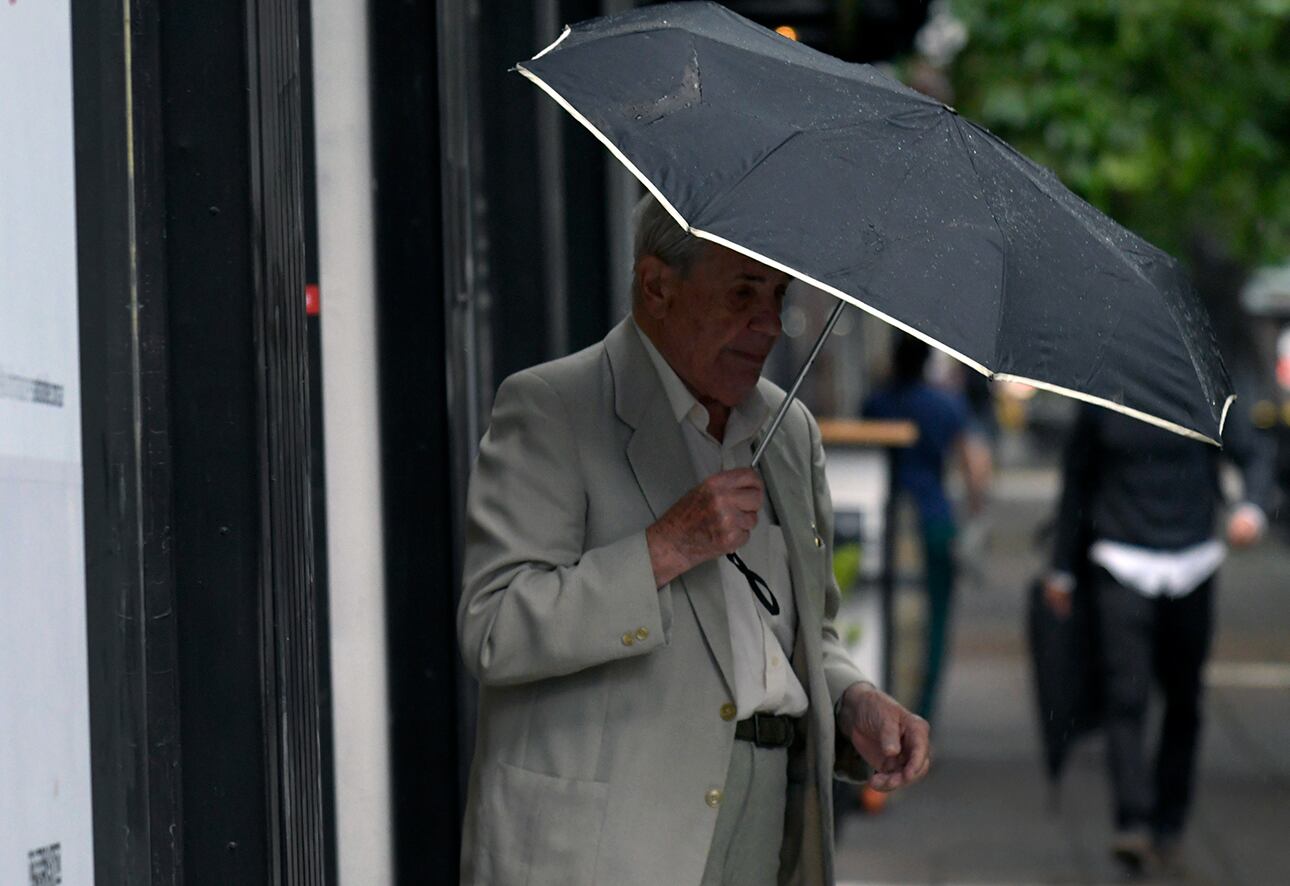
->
[631, 193, 708, 305]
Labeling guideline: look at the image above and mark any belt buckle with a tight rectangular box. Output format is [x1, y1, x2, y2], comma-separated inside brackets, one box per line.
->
[753, 713, 789, 748]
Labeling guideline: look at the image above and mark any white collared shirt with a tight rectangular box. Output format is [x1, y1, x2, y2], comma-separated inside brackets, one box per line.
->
[635, 321, 809, 718]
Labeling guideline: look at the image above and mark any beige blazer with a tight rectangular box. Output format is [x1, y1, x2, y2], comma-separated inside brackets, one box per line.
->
[458, 319, 868, 886]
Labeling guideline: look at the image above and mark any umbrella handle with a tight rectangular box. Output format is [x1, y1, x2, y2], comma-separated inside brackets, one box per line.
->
[751, 299, 847, 466]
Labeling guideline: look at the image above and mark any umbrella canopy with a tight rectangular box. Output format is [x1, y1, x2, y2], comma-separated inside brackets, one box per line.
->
[518, 1, 1234, 444]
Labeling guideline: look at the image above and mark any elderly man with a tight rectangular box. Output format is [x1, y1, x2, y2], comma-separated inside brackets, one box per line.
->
[458, 195, 930, 886]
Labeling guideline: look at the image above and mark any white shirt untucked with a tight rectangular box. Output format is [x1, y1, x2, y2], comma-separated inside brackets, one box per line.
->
[635, 322, 809, 718]
[1090, 539, 1226, 599]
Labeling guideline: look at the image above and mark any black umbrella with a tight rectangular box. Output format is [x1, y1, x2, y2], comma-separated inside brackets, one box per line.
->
[1027, 576, 1103, 784]
[518, 1, 1234, 450]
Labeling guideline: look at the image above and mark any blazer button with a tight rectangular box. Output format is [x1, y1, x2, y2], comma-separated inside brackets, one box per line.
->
[814, 535, 824, 548]
[635, 627, 649, 641]
[621, 633, 635, 647]
[719, 703, 737, 722]
[705, 788, 723, 808]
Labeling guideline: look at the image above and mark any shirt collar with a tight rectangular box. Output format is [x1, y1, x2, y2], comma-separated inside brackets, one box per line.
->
[632, 318, 769, 446]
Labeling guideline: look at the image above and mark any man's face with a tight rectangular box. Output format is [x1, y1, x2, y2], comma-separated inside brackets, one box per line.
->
[644, 244, 790, 409]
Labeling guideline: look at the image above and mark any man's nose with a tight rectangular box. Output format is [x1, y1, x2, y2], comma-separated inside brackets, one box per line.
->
[749, 295, 782, 336]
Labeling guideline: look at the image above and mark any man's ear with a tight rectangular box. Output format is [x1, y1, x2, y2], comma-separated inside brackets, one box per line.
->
[635, 255, 675, 319]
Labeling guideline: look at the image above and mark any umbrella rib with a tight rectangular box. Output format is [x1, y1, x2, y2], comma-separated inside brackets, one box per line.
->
[693, 129, 805, 222]
[974, 124, 1164, 293]
[949, 115, 1012, 372]
[865, 121, 941, 221]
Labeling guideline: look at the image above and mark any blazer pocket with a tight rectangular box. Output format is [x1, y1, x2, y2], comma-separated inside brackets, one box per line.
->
[480, 762, 609, 886]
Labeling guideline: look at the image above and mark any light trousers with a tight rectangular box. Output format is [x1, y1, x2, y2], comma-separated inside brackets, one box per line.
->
[700, 740, 789, 886]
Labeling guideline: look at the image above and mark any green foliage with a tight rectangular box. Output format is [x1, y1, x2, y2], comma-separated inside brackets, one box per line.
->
[946, 0, 1290, 267]
[832, 541, 862, 600]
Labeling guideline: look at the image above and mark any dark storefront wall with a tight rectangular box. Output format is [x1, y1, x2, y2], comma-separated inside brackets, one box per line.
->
[73, 0, 331, 882]
[476, 1, 624, 391]
[367, 0, 465, 881]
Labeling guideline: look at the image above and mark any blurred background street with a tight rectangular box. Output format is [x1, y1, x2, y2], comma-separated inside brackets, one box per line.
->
[835, 444, 1290, 885]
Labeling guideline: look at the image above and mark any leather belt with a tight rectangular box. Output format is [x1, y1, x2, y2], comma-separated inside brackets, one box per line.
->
[734, 713, 799, 749]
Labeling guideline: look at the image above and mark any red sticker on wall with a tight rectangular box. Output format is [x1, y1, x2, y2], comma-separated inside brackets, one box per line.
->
[305, 283, 320, 317]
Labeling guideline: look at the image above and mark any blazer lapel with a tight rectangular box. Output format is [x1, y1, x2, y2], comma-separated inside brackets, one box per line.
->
[607, 320, 737, 697]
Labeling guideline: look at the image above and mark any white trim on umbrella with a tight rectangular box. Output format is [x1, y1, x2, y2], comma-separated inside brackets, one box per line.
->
[515, 62, 1230, 448]
[990, 377, 1233, 447]
[532, 25, 572, 60]
[1219, 393, 1236, 439]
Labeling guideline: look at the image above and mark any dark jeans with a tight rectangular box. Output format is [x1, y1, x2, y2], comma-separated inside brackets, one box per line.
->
[1095, 567, 1214, 837]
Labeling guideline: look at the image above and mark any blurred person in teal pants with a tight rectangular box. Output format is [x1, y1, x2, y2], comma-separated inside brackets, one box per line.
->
[863, 334, 991, 721]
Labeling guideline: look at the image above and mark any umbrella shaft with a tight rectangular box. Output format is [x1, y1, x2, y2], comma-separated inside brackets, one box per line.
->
[752, 300, 846, 467]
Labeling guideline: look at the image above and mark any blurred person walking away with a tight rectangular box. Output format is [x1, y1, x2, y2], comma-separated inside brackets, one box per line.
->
[1043, 403, 1274, 874]
[863, 334, 993, 723]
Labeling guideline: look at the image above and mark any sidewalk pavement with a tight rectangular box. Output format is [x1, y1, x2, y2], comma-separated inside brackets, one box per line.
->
[833, 473, 1290, 885]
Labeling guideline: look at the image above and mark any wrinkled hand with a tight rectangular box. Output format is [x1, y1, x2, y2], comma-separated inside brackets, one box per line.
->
[837, 681, 931, 792]
[1226, 504, 1265, 548]
[646, 469, 763, 587]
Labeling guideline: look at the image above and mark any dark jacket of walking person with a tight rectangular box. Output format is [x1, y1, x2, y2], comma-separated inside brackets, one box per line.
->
[863, 335, 990, 721]
[1044, 403, 1273, 868]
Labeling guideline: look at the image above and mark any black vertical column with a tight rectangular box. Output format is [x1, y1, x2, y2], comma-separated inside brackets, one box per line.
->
[559, 0, 613, 350]
[74, 0, 329, 881]
[74, 0, 184, 881]
[476, 0, 614, 385]
[245, 0, 329, 880]
[296, 0, 341, 881]
[158, 3, 274, 874]
[369, 1, 464, 882]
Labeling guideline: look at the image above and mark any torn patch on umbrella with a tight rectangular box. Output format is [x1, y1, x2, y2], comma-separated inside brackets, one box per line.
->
[626, 42, 702, 125]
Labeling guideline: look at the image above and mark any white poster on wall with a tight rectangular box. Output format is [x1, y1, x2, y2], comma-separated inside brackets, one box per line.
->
[0, 1, 96, 884]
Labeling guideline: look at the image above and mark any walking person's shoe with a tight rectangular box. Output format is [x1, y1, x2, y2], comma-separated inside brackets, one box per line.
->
[1110, 827, 1153, 873]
